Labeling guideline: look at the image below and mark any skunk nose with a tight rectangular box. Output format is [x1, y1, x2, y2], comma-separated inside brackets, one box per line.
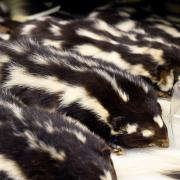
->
[156, 139, 169, 148]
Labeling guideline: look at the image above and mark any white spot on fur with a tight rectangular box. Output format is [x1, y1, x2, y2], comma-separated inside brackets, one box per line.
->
[43, 39, 63, 48]
[142, 129, 155, 137]
[144, 37, 168, 45]
[126, 124, 138, 134]
[58, 20, 70, 25]
[0, 33, 10, 40]
[127, 45, 164, 65]
[44, 120, 56, 134]
[63, 115, 90, 133]
[155, 24, 180, 37]
[0, 154, 27, 180]
[154, 115, 164, 128]
[88, 12, 99, 19]
[0, 100, 23, 120]
[157, 69, 174, 92]
[146, 17, 171, 26]
[77, 28, 106, 41]
[30, 54, 49, 65]
[95, 70, 129, 102]
[77, 28, 119, 44]
[4, 66, 109, 123]
[119, 12, 130, 17]
[0, 54, 10, 63]
[75, 44, 151, 77]
[132, 28, 146, 34]
[0, 54, 10, 70]
[94, 20, 122, 37]
[21, 24, 36, 35]
[75, 44, 130, 69]
[49, 24, 61, 36]
[6, 42, 27, 53]
[3, 66, 64, 93]
[61, 86, 110, 121]
[61, 128, 87, 144]
[116, 20, 136, 32]
[142, 83, 149, 93]
[24, 130, 66, 161]
[73, 131, 86, 143]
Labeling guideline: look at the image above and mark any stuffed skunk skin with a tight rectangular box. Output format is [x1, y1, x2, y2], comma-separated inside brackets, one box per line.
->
[11, 7, 180, 93]
[0, 38, 169, 149]
[0, 88, 117, 180]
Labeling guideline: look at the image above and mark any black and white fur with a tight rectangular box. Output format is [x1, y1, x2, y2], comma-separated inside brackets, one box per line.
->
[11, 9, 180, 94]
[0, 38, 168, 149]
[0, 88, 117, 180]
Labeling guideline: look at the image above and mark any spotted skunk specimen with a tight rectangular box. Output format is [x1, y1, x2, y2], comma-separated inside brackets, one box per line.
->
[11, 14, 180, 95]
[0, 89, 117, 180]
[0, 38, 169, 149]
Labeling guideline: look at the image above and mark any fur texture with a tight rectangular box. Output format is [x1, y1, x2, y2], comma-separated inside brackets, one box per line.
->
[0, 38, 168, 148]
[10, 6, 180, 93]
[0, 88, 117, 180]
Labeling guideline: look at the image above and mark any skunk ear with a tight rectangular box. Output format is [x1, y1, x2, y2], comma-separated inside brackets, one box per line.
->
[111, 116, 125, 130]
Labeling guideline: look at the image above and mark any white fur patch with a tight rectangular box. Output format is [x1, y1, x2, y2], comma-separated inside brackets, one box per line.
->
[155, 24, 180, 37]
[118, 12, 130, 17]
[0, 154, 27, 180]
[24, 130, 66, 161]
[88, 12, 99, 19]
[75, 44, 131, 70]
[76, 28, 119, 45]
[0, 100, 23, 120]
[61, 128, 87, 144]
[43, 39, 63, 49]
[126, 123, 138, 134]
[61, 86, 110, 121]
[127, 45, 164, 65]
[157, 69, 174, 92]
[6, 42, 27, 54]
[44, 120, 57, 134]
[144, 37, 167, 45]
[94, 20, 122, 37]
[49, 24, 61, 36]
[77, 28, 106, 41]
[100, 170, 112, 180]
[21, 24, 36, 35]
[153, 115, 164, 128]
[132, 28, 146, 34]
[75, 44, 151, 77]
[30, 53, 49, 65]
[73, 131, 87, 144]
[0, 54, 10, 71]
[142, 129, 155, 137]
[116, 20, 136, 32]
[4, 66, 109, 122]
[95, 70, 129, 102]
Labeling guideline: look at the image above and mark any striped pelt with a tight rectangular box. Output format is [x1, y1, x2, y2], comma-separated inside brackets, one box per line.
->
[0, 38, 169, 149]
[0, 88, 117, 180]
[10, 5, 180, 95]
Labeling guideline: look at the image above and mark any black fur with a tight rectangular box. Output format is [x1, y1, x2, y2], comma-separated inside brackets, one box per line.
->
[0, 38, 168, 148]
[11, 10, 180, 94]
[0, 89, 117, 180]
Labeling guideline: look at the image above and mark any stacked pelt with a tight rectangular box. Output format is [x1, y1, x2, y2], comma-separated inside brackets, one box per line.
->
[0, 1, 179, 180]
[10, 4, 180, 97]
